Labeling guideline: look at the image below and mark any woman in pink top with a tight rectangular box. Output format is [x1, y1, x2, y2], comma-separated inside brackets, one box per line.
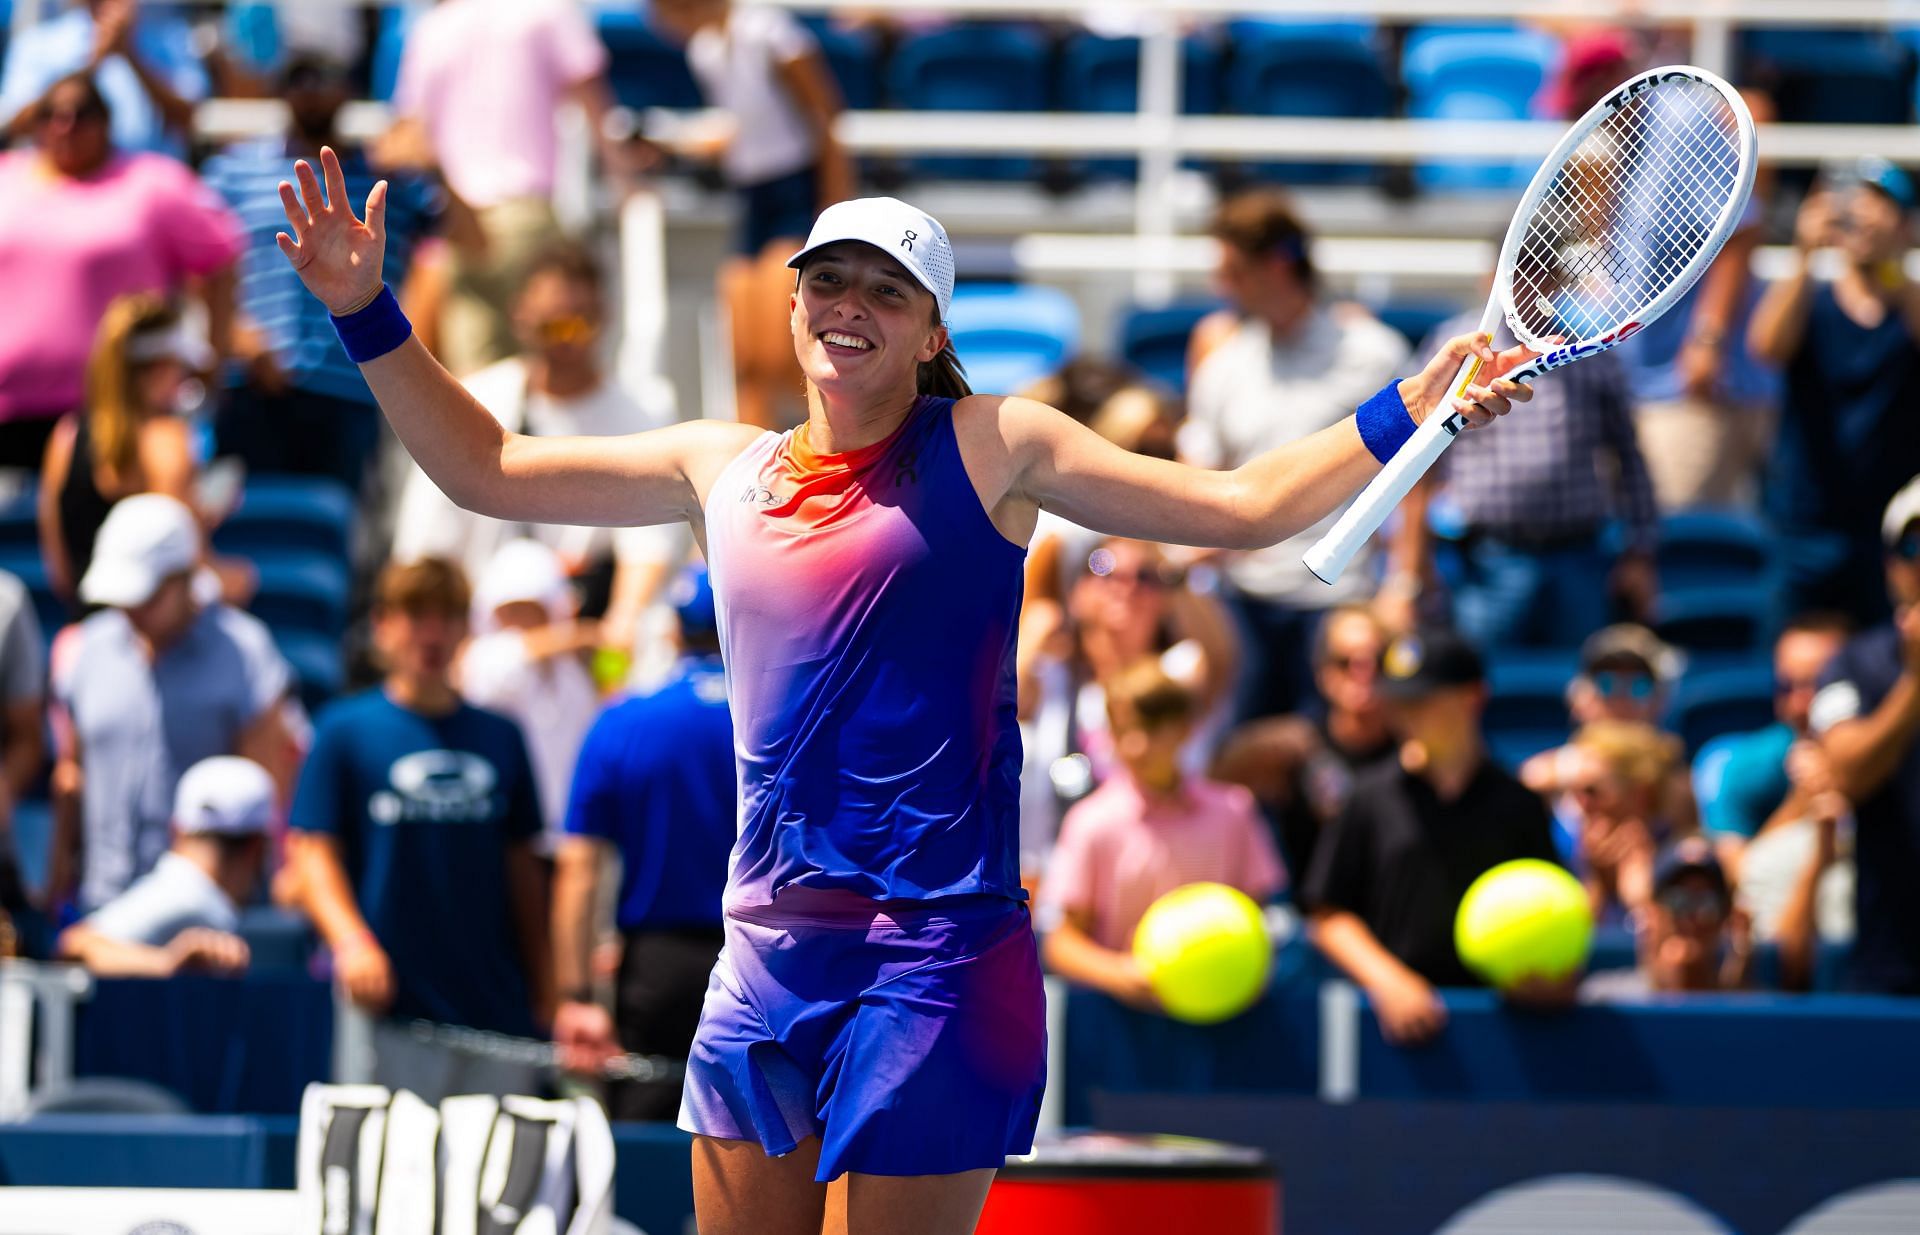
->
[0, 73, 239, 467]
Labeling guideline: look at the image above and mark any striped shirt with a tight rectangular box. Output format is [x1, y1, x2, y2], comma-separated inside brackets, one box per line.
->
[201, 139, 442, 406]
[1427, 317, 1658, 550]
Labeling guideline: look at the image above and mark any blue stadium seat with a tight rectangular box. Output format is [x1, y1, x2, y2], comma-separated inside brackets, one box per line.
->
[247, 551, 350, 638]
[1058, 33, 1222, 180]
[1403, 27, 1560, 191]
[1224, 26, 1392, 184]
[1116, 299, 1223, 393]
[368, 3, 423, 103]
[947, 284, 1081, 397]
[800, 16, 881, 111]
[1744, 28, 1914, 125]
[596, 10, 705, 111]
[212, 478, 355, 563]
[888, 24, 1052, 180]
[1656, 509, 1775, 591]
[275, 628, 346, 710]
[236, 907, 318, 974]
[1483, 651, 1579, 768]
[1653, 584, 1774, 668]
[11, 796, 51, 898]
[1666, 664, 1777, 754]
[1372, 300, 1467, 351]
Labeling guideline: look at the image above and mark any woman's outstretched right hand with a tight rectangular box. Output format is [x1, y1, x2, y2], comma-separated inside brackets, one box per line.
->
[276, 146, 388, 317]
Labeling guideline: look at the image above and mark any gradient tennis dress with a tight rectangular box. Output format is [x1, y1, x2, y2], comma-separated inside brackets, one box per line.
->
[679, 395, 1047, 1180]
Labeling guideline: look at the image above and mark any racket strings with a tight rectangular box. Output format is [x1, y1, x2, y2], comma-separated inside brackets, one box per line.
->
[1508, 78, 1745, 348]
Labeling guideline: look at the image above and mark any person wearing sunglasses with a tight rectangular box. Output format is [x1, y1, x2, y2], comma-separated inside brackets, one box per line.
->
[1804, 476, 1920, 995]
[393, 243, 681, 666]
[1583, 837, 1751, 1000]
[0, 0, 208, 158]
[0, 72, 239, 470]
[1521, 624, 1689, 824]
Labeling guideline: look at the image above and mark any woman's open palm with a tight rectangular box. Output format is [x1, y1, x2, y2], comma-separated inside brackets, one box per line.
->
[276, 146, 387, 316]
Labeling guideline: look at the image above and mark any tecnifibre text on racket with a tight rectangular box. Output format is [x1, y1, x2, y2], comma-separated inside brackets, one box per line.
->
[1304, 65, 1757, 585]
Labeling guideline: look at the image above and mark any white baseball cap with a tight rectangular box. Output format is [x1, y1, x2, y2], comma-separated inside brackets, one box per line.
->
[473, 538, 572, 623]
[79, 492, 201, 608]
[125, 320, 215, 371]
[1885, 475, 1920, 546]
[787, 196, 956, 323]
[174, 756, 276, 836]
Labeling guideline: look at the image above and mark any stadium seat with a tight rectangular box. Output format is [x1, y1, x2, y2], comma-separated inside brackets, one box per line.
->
[247, 551, 351, 638]
[1483, 651, 1579, 769]
[1372, 300, 1466, 351]
[1666, 663, 1776, 753]
[367, 3, 423, 103]
[11, 795, 51, 897]
[1744, 28, 1914, 125]
[596, 10, 705, 111]
[947, 284, 1082, 397]
[1223, 26, 1393, 184]
[212, 478, 355, 563]
[1115, 299, 1223, 393]
[800, 16, 881, 111]
[237, 906, 319, 973]
[275, 627, 346, 710]
[1656, 509, 1776, 591]
[1057, 33, 1222, 180]
[1653, 584, 1774, 668]
[888, 24, 1052, 180]
[1403, 27, 1560, 191]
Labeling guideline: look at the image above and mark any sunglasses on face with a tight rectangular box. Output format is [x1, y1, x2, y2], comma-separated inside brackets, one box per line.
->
[41, 103, 107, 127]
[1592, 670, 1656, 700]
[1775, 675, 1822, 696]
[532, 315, 597, 346]
[1324, 651, 1381, 674]
[1657, 885, 1727, 923]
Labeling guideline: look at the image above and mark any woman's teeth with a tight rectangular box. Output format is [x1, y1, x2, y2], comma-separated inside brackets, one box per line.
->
[822, 333, 871, 350]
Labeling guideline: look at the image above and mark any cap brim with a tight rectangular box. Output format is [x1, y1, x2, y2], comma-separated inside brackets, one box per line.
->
[79, 557, 161, 608]
[786, 237, 943, 315]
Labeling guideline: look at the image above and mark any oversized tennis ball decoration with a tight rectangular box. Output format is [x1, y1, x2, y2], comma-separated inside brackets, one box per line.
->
[1454, 859, 1594, 989]
[1132, 882, 1273, 1024]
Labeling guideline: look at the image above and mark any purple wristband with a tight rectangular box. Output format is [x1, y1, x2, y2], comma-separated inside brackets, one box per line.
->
[330, 284, 411, 364]
[1356, 380, 1417, 464]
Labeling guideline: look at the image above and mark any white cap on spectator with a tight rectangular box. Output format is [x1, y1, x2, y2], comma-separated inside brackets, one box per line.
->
[173, 756, 276, 836]
[1883, 475, 1920, 545]
[125, 320, 215, 371]
[79, 493, 201, 608]
[787, 196, 956, 323]
[473, 538, 572, 623]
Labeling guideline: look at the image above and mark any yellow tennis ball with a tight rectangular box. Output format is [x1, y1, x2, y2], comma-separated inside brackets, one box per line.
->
[1454, 859, 1594, 990]
[1132, 882, 1273, 1024]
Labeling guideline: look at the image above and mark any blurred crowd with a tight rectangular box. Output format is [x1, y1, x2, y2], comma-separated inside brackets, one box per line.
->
[2, 1, 1920, 1107]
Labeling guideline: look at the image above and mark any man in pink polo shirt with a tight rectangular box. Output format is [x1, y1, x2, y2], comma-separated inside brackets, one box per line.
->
[1041, 658, 1285, 1011]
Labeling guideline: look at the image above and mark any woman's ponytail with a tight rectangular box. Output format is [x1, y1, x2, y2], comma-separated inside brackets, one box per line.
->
[917, 341, 972, 400]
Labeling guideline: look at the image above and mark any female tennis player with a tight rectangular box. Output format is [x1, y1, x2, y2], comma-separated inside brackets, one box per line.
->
[277, 148, 1530, 1235]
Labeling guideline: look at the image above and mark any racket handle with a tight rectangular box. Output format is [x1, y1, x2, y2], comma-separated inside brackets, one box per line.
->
[1303, 354, 1479, 585]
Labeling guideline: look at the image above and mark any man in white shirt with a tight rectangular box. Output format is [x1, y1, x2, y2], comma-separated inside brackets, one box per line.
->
[393, 244, 684, 656]
[1179, 189, 1409, 723]
[55, 755, 275, 977]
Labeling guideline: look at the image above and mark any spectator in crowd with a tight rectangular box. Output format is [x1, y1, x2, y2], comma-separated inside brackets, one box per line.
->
[0, 570, 46, 946]
[392, 244, 680, 653]
[652, 0, 855, 431]
[216, 2, 375, 98]
[1555, 720, 1687, 925]
[1180, 189, 1408, 720]
[1017, 537, 1238, 874]
[387, 0, 625, 377]
[1694, 613, 1851, 879]
[0, 73, 240, 470]
[1209, 603, 1396, 882]
[0, 0, 208, 158]
[37, 295, 210, 605]
[1520, 624, 1684, 808]
[1808, 476, 1920, 995]
[458, 539, 602, 848]
[54, 755, 275, 978]
[1303, 629, 1560, 1045]
[1583, 838, 1752, 1000]
[1751, 159, 1920, 626]
[1041, 658, 1283, 1010]
[287, 557, 550, 1100]
[47, 494, 297, 913]
[1740, 740, 1854, 988]
[202, 53, 465, 493]
[552, 567, 734, 1119]
[1393, 308, 1658, 649]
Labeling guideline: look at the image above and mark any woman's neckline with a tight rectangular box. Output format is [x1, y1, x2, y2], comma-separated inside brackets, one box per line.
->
[790, 395, 927, 471]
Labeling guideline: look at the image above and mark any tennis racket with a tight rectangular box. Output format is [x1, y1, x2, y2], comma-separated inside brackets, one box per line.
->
[1304, 65, 1758, 585]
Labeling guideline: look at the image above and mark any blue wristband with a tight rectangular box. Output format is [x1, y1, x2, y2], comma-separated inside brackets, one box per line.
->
[1356, 380, 1417, 464]
[330, 284, 411, 364]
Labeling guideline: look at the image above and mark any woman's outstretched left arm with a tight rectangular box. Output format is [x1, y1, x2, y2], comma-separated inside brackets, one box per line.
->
[1001, 333, 1533, 550]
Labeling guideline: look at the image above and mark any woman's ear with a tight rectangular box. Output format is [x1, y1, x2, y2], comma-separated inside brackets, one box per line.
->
[919, 324, 950, 364]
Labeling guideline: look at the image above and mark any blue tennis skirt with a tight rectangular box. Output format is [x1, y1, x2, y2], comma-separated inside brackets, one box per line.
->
[677, 889, 1047, 1181]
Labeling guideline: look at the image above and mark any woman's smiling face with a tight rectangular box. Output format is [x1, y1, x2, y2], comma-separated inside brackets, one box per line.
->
[790, 243, 945, 400]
